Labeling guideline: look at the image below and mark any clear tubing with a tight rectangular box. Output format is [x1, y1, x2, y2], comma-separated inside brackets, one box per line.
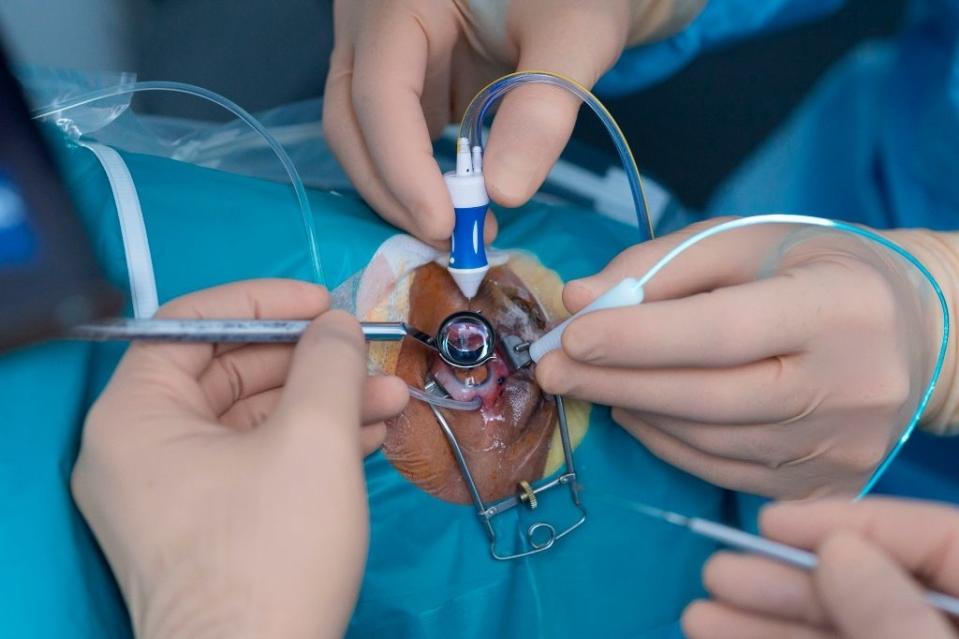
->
[30, 81, 324, 285]
[632, 213, 951, 497]
[409, 385, 482, 411]
[458, 71, 654, 242]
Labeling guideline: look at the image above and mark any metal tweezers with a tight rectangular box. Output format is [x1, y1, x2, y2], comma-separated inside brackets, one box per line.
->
[424, 378, 587, 561]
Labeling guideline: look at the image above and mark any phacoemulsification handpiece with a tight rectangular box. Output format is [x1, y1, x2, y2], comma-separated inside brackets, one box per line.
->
[444, 137, 489, 299]
[527, 277, 645, 363]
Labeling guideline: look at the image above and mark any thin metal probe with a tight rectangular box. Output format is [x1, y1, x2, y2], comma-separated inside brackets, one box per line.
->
[72, 315, 500, 366]
[71, 313, 504, 373]
[72, 318, 483, 413]
[604, 496, 959, 618]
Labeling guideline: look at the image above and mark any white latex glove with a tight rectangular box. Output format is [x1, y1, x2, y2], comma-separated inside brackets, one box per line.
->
[684, 498, 959, 639]
[322, 0, 705, 244]
[535, 219, 959, 499]
[72, 280, 408, 639]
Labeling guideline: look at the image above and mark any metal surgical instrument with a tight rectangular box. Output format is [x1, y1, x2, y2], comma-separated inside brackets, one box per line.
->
[605, 497, 959, 618]
[424, 377, 587, 561]
[71, 311, 499, 370]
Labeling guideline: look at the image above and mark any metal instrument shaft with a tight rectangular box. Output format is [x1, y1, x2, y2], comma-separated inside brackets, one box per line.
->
[70, 314, 501, 371]
[71, 318, 419, 343]
[604, 496, 959, 618]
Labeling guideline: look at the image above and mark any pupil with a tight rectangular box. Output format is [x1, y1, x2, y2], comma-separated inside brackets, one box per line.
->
[442, 318, 490, 365]
[450, 323, 484, 351]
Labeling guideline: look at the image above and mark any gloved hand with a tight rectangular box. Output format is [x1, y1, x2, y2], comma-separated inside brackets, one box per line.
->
[71, 280, 408, 639]
[535, 219, 959, 499]
[323, 0, 705, 244]
[683, 498, 959, 639]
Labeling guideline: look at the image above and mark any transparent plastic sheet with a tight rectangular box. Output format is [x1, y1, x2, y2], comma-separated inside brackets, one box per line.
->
[23, 73, 663, 229]
[161, 99, 350, 190]
[15, 66, 136, 136]
[16, 69, 339, 185]
[23, 71, 323, 284]
[88, 98, 353, 192]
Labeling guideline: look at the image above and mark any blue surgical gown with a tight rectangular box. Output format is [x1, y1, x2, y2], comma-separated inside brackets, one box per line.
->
[599, 0, 959, 232]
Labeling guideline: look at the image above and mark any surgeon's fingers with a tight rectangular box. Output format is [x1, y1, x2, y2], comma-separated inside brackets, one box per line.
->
[703, 552, 828, 627]
[420, 35, 453, 141]
[324, 60, 426, 240]
[624, 412, 817, 467]
[610, 408, 804, 497]
[816, 532, 956, 639]
[483, 4, 627, 207]
[362, 375, 410, 425]
[213, 370, 406, 432]
[200, 344, 293, 416]
[220, 387, 282, 430]
[270, 310, 367, 451]
[360, 423, 388, 456]
[562, 273, 819, 369]
[351, 5, 457, 244]
[359, 376, 407, 456]
[483, 210, 500, 245]
[562, 218, 778, 313]
[221, 389, 389, 456]
[682, 600, 836, 639]
[761, 499, 959, 596]
[121, 279, 329, 381]
[324, 2, 422, 236]
[536, 351, 810, 425]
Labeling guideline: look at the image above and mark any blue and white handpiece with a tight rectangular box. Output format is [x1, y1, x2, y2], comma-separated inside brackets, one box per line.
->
[445, 137, 489, 299]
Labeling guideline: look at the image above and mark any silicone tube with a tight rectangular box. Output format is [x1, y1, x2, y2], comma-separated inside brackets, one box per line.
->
[409, 386, 482, 411]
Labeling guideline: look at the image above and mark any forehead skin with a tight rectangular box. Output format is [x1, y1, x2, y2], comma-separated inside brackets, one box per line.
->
[384, 263, 557, 504]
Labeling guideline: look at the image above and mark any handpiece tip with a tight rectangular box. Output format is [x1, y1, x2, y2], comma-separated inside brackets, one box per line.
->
[449, 267, 486, 300]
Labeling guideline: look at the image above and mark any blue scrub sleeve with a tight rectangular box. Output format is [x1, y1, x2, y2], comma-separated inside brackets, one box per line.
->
[596, 0, 845, 97]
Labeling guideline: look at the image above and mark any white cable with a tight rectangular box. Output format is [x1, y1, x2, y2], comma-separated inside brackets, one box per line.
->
[79, 141, 158, 318]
